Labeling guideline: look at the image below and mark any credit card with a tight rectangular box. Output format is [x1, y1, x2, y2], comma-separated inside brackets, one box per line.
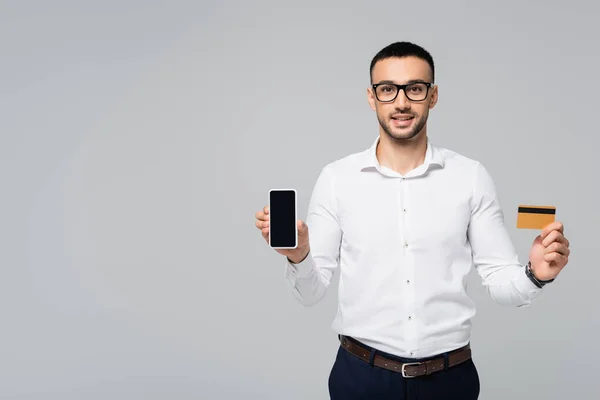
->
[516, 205, 556, 229]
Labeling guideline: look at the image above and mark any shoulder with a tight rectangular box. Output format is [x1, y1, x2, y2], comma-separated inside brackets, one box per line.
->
[436, 146, 501, 203]
[306, 149, 367, 207]
[436, 145, 497, 181]
[318, 148, 369, 177]
[437, 145, 482, 170]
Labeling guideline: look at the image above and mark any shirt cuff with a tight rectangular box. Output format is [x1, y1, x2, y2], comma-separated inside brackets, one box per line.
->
[284, 252, 314, 281]
[514, 264, 545, 299]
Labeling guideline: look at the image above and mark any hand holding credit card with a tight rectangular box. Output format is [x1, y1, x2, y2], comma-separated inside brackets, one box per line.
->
[516, 205, 556, 229]
[517, 203, 570, 284]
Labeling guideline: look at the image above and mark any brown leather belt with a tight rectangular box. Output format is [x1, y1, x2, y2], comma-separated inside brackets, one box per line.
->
[339, 335, 472, 378]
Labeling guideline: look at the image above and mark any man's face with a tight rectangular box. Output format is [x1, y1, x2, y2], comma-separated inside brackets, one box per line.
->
[367, 56, 438, 142]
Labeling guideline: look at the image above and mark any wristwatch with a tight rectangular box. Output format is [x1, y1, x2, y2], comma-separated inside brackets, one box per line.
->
[525, 261, 555, 288]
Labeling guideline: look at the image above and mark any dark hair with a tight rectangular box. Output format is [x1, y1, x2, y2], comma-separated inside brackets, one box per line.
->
[369, 41, 435, 83]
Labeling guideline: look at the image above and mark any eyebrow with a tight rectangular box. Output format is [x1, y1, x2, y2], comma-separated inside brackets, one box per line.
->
[375, 79, 429, 85]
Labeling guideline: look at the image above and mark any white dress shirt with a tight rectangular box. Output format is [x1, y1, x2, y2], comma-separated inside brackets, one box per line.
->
[284, 136, 544, 358]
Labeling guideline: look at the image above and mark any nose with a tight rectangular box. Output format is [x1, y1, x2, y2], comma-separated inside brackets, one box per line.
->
[394, 88, 411, 109]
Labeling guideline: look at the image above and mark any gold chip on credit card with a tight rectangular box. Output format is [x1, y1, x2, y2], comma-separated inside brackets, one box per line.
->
[516, 205, 556, 229]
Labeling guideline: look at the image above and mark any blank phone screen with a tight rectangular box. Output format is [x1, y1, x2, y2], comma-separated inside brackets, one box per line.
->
[269, 190, 297, 248]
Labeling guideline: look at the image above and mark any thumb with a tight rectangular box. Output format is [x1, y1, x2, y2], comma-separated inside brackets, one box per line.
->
[297, 220, 309, 235]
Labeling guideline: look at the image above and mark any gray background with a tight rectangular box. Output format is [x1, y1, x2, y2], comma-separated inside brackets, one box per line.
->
[1, 0, 598, 399]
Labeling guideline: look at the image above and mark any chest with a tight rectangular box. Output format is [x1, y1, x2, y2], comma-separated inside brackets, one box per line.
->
[336, 174, 473, 251]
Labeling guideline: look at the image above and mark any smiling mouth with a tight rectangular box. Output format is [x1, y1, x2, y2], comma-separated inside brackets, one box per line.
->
[391, 115, 415, 127]
[391, 115, 414, 121]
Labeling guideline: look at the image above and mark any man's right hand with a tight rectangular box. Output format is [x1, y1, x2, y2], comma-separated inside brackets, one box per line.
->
[255, 205, 310, 264]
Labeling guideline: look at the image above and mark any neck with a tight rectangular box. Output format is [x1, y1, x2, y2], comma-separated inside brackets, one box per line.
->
[376, 129, 428, 175]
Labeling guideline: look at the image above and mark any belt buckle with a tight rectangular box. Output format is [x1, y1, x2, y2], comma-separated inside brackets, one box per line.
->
[401, 362, 422, 378]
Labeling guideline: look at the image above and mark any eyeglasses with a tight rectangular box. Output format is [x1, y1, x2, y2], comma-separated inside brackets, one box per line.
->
[372, 82, 433, 102]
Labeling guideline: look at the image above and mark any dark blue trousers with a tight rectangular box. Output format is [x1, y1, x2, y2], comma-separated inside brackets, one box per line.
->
[328, 338, 480, 399]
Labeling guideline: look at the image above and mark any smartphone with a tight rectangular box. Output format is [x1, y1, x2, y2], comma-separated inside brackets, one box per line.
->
[268, 189, 298, 249]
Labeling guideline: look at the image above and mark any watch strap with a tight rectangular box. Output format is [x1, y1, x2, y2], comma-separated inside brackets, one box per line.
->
[525, 261, 554, 288]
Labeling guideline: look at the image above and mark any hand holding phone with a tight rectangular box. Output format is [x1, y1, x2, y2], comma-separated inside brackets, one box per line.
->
[255, 189, 310, 263]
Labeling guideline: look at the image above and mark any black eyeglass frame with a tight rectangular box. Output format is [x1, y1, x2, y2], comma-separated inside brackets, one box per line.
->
[371, 82, 434, 102]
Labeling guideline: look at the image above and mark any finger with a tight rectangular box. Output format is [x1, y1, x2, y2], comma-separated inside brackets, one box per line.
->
[297, 220, 308, 235]
[542, 230, 568, 247]
[544, 252, 568, 267]
[255, 212, 269, 222]
[544, 242, 570, 256]
[264, 205, 270, 215]
[262, 227, 269, 237]
[544, 242, 567, 254]
[541, 221, 564, 239]
[255, 219, 269, 229]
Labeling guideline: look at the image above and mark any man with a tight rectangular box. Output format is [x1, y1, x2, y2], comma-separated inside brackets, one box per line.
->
[254, 41, 570, 399]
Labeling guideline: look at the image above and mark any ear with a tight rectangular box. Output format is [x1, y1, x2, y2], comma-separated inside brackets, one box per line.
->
[367, 87, 376, 111]
[428, 85, 438, 109]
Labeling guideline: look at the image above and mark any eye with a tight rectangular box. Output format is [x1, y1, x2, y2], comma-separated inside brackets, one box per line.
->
[409, 83, 428, 92]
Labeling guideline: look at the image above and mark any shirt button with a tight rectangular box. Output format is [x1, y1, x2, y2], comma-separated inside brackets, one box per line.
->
[408, 316, 412, 321]
[404, 243, 409, 248]
[406, 280, 410, 284]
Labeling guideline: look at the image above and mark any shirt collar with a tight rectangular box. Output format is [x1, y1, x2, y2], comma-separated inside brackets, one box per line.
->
[359, 135, 446, 174]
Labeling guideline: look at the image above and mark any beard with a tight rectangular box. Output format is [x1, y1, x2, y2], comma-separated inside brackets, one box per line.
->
[378, 111, 428, 142]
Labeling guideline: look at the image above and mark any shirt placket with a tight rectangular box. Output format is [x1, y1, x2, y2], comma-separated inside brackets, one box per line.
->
[399, 176, 417, 356]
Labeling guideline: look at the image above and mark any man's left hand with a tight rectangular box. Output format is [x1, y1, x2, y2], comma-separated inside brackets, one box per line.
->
[529, 221, 570, 281]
